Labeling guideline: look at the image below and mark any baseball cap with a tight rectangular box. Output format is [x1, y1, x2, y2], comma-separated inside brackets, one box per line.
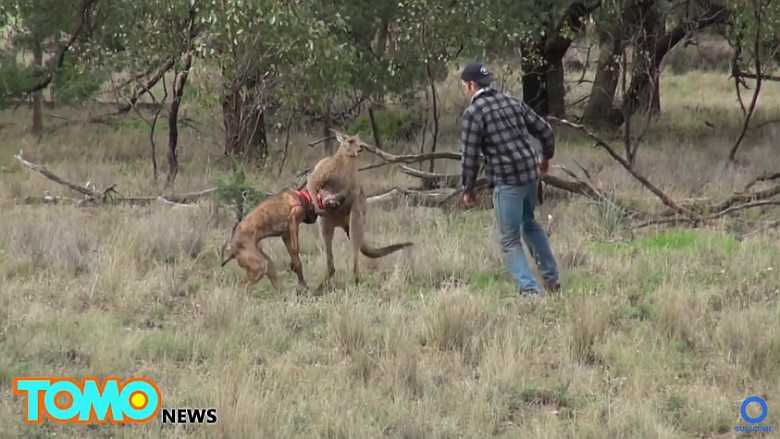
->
[460, 62, 492, 84]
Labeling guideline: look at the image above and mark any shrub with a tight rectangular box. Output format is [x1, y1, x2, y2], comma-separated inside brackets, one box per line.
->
[346, 109, 424, 143]
[213, 168, 266, 223]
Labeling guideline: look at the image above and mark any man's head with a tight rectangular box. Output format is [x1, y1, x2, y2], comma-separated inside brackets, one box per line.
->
[460, 62, 492, 97]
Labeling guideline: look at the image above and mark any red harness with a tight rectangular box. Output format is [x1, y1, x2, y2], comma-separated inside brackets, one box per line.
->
[294, 191, 325, 210]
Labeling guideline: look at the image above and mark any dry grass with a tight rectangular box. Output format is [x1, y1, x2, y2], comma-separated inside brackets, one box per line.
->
[0, 62, 779, 439]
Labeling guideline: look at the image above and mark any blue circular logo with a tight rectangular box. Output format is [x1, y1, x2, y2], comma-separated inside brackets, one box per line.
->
[741, 396, 768, 424]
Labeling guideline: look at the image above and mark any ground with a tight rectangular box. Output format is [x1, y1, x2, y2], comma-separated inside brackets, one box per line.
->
[0, 54, 779, 438]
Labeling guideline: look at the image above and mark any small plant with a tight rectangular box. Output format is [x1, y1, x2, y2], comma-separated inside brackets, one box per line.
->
[213, 168, 266, 225]
[589, 198, 629, 239]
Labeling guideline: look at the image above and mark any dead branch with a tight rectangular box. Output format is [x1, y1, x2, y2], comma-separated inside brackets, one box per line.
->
[634, 198, 780, 229]
[14, 152, 216, 207]
[545, 116, 696, 217]
[328, 130, 462, 164]
[743, 171, 780, 191]
[15, 152, 102, 199]
[711, 183, 780, 213]
[736, 71, 780, 82]
[397, 165, 460, 187]
[728, 14, 763, 162]
[367, 187, 453, 207]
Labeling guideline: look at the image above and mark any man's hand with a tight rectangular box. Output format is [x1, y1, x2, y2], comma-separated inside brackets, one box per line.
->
[540, 157, 550, 176]
[463, 192, 477, 209]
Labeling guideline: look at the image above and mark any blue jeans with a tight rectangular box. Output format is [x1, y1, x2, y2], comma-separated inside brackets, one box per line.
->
[493, 181, 559, 293]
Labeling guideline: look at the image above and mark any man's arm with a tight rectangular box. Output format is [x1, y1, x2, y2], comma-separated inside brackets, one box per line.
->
[521, 102, 555, 159]
[460, 107, 483, 194]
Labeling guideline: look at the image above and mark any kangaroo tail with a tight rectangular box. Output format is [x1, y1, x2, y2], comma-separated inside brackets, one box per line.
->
[360, 242, 414, 259]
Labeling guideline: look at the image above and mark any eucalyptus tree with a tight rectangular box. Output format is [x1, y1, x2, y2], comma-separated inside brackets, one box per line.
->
[190, 0, 353, 160]
[0, 0, 102, 134]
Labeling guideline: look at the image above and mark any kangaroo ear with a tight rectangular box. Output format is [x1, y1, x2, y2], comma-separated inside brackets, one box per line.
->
[334, 131, 345, 144]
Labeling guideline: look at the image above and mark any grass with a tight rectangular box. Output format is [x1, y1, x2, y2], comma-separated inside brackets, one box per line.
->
[0, 55, 779, 438]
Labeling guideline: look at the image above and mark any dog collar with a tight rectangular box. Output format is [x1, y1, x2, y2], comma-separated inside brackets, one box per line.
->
[294, 190, 325, 210]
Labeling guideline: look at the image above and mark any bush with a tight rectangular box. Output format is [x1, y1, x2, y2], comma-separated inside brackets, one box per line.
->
[346, 109, 424, 143]
[213, 168, 266, 222]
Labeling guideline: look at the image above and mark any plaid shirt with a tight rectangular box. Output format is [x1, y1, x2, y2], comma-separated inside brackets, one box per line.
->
[460, 87, 555, 193]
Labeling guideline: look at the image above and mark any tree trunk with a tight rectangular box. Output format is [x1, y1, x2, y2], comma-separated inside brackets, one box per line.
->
[222, 71, 269, 161]
[582, 22, 626, 126]
[520, 0, 554, 115]
[546, 59, 566, 117]
[323, 99, 334, 154]
[520, 47, 550, 115]
[621, 4, 730, 121]
[621, 2, 663, 119]
[521, 1, 600, 117]
[31, 40, 44, 137]
[167, 55, 193, 188]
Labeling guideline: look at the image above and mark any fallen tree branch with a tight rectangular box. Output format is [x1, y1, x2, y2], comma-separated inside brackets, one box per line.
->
[14, 152, 216, 206]
[743, 171, 780, 191]
[15, 151, 101, 199]
[367, 187, 455, 207]
[633, 198, 780, 229]
[711, 183, 780, 213]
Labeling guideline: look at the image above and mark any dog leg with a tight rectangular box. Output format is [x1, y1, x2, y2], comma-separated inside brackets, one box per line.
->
[255, 246, 282, 294]
[282, 233, 306, 290]
[238, 249, 267, 295]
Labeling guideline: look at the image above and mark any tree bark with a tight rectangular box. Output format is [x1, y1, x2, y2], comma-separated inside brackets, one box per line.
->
[166, 53, 193, 188]
[520, 43, 550, 115]
[621, 3, 730, 121]
[521, 1, 600, 117]
[31, 40, 44, 137]
[222, 71, 269, 161]
[582, 25, 625, 126]
[622, 2, 663, 118]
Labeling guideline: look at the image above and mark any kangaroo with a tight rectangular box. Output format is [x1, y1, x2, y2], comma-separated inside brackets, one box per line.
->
[306, 131, 414, 291]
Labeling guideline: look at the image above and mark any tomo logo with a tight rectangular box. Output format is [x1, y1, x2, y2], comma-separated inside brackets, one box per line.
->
[13, 377, 162, 424]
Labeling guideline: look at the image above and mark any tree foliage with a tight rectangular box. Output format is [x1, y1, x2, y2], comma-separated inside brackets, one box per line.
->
[2, 0, 779, 161]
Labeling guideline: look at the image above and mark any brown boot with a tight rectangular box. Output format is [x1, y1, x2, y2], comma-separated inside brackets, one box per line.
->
[544, 280, 561, 294]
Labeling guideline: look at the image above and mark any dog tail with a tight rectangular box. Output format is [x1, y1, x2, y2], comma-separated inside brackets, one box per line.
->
[220, 253, 235, 267]
[219, 241, 235, 267]
[219, 220, 241, 267]
[360, 242, 414, 259]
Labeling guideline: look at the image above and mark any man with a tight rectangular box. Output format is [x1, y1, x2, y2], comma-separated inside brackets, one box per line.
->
[459, 61, 560, 297]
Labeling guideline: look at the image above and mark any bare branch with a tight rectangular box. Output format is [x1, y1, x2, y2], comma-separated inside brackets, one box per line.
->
[634, 199, 780, 229]
[728, 6, 763, 163]
[14, 152, 216, 206]
[546, 116, 696, 217]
